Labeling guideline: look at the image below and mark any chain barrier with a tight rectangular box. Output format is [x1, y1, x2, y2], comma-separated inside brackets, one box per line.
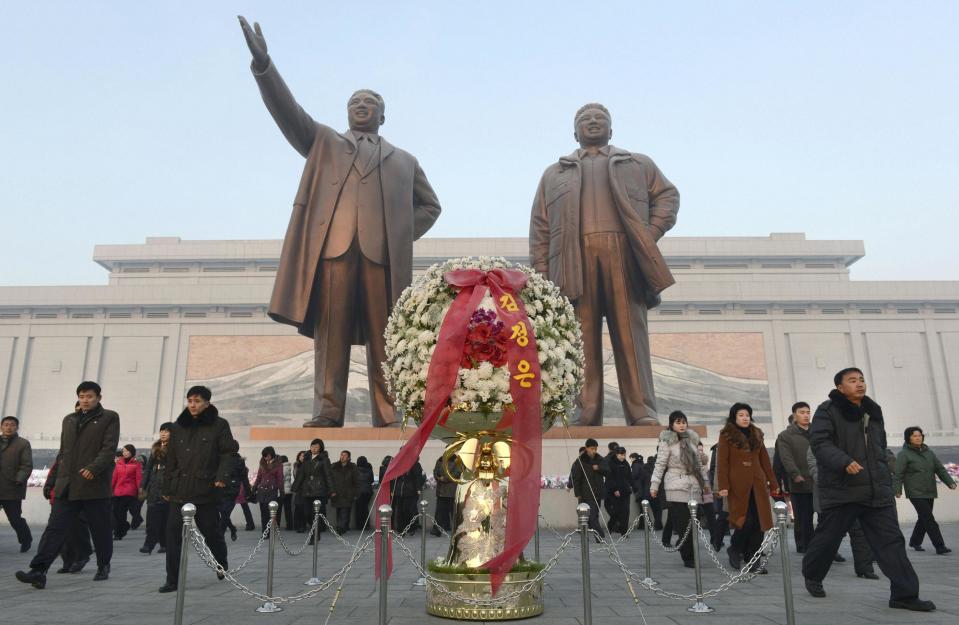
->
[537, 513, 569, 540]
[315, 513, 359, 548]
[227, 520, 272, 574]
[187, 525, 376, 605]
[593, 522, 781, 602]
[390, 527, 579, 607]
[276, 515, 319, 557]
[421, 512, 451, 538]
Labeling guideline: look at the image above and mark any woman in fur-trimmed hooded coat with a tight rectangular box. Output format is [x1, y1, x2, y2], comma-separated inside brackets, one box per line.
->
[716, 403, 778, 570]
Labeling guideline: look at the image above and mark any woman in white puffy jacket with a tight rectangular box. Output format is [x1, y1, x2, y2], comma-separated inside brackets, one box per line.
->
[650, 411, 711, 567]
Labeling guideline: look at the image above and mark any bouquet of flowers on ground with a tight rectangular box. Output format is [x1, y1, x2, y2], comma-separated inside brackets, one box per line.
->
[384, 256, 584, 425]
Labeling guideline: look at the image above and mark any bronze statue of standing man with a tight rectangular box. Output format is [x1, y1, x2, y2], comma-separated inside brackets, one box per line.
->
[530, 104, 679, 426]
[239, 17, 442, 427]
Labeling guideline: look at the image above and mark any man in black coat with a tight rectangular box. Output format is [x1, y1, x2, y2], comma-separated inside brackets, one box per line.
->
[801, 368, 934, 612]
[159, 386, 238, 593]
[16, 381, 119, 589]
[431, 455, 462, 536]
[570, 438, 608, 539]
[291, 438, 332, 539]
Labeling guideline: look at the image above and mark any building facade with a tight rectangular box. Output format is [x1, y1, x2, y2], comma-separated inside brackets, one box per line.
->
[2, 233, 958, 450]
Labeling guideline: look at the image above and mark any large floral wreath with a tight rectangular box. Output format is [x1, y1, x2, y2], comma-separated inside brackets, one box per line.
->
[384, 256, 584, 424]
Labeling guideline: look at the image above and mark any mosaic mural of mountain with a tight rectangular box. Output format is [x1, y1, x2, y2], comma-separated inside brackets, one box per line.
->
[185, 333, 771, 427]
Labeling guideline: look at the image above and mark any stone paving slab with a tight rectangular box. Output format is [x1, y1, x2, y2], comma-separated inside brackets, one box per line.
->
[0, 521, 957, 625]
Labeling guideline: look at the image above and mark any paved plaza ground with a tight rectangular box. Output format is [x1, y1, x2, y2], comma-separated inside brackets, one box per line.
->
[0, 519, 957, 625]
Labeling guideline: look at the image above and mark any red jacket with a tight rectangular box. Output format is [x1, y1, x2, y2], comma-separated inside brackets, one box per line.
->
[111, 458, 142, 497]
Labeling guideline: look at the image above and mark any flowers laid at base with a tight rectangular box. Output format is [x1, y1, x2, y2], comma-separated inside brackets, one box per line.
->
[384, 256, 584, 425]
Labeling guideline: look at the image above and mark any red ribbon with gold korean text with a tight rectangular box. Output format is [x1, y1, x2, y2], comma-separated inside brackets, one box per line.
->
[375, 268, 542, 597]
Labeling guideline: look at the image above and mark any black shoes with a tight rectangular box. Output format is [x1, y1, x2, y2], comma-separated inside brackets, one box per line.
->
[683, 560, 695, 568]
[216, 571, 225, 581]
[936, 547, 951, 555]
[857, 571, 880, 580]
[245, 524, 256, 531]
[140, 545, 154, 554]
[889, 598, 936, 612]
[158, 582, 178, 593]
[727, 547, 742, 570]
[93, 564, 110, 581]
[230, 527, 238, 542]
[157, 547, 167, 554]
[833, 553, 846, 562]
[67, 557, 89, 573]
[910, 544, 925, 552]
[56, 565, 71, 574]
[15, 569, 47, 589]
[804, 578, 826, 598]
[430, 527, 443, 537]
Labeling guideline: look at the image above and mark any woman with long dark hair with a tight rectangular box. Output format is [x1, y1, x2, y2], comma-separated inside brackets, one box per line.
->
[717, 402, 778, 573]
[139, 424, 172, 554]
[650, 411, 710, 567]
[252, 446, 284, 534]
[894, 426, 957, 554]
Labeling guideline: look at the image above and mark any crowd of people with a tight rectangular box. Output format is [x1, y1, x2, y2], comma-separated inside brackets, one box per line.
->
[1, 368, 956, 612]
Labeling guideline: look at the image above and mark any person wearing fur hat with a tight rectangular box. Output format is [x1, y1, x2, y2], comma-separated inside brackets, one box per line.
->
[716, 402, 778, 574]
[894, 426, 957, 555]
[650, 411, 710, 567]
[802, 368, 935, 612]
[140, 423, 173, 554]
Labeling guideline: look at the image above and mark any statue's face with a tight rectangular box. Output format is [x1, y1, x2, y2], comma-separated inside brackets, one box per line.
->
[574, 108, 611, 147]
[348, 91, 384, 133]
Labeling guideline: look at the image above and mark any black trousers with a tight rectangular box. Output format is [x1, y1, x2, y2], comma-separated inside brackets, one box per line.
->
[0, 499, 32, 547]
[258, 497, 279, 532]
[802, 503, 919, 601]
[393, 496, 419, 534]
[666, 501, 697, 564]
[144, 501, 169, 549]
[166, 501, 227, 585]
[730, 492, 763, 562]
[277, 493, 294, 530]
[355, 493, 373, 529]
[606, 494, 630, 534]
[239, 502, 255, 528]
[848, 520, 876, 575]
[60, 512, 92, 567]
[334, 505, 351, 532]
[578, 498, 605, 537]
[791, 492, 815, 552]
[30, 496, 112, 572]
[131, 498, 144, 528]
[648, 494, 664, 530]
[433, 496, 454, 532]
[218, 499, 236, 534]
[908, 498, 945, 550]
[112, 495, 137, 538]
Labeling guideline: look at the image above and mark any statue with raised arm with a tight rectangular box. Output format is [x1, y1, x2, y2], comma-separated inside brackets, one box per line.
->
[238, 17, 442, 427]
[529, 103, 679, 426]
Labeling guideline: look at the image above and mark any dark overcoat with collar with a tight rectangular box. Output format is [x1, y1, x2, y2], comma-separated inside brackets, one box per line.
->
[529, 145, 679, 304]
[252, 60, 441, 342]
[52, 404, 120, 501]
[163, 405, 238, 505]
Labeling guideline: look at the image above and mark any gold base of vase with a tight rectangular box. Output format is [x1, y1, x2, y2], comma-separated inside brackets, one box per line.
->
[426, 571, 544, 621]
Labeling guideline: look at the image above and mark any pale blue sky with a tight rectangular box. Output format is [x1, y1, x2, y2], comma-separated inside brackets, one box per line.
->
[2, 1, 957, 285]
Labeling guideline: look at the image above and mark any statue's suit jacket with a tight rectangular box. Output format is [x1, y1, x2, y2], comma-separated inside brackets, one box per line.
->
[253, 60, 441, 341]
[529, 146, 679, 304]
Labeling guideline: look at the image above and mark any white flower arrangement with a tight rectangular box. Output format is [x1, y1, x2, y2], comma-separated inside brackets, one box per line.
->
[384, 256, 584, 424]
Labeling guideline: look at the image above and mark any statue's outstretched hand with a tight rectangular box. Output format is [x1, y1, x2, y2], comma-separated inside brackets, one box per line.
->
[238, 16, 269, 71]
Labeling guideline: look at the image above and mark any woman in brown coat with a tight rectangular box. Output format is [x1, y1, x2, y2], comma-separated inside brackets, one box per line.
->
[717, 402, 779, 573]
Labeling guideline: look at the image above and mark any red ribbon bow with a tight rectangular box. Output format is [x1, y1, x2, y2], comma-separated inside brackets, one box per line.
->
[375, 267, 543, 595]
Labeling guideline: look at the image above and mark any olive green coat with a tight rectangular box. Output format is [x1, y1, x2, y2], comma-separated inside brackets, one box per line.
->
[893, 444, 956, 499]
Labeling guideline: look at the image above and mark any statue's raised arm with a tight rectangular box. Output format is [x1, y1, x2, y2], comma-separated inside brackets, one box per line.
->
[238, 15, 318, 157]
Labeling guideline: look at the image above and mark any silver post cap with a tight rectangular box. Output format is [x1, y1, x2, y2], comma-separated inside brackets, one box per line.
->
[774, 500, 788, 517]
[378, 504, 393, 519]
[313, 499, 322, 512]
[180, 503, 197, 518]
[687, 499, 699, 511]
[268, 500, 279, 512]
[419, 499, 429, 510]
[640, 499, 650, 507]
[576, 502, 590, 522]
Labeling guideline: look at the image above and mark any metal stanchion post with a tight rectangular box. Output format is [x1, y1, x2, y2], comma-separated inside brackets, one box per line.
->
[775, 501, 797, 625]
[576, 502, 593, 625]
[414, 499, 429, 586]
[378, 505, 392, 625]
[534, 521, 541, 562]
[686, 500, 714, 613]
[640, 499, 657, 586]
[256, 500, 282, 613]
[305, 499, 322, 586]
[173, 503, 195, 625]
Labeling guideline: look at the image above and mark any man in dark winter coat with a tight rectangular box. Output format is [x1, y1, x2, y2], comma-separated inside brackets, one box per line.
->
[16, 382, 119, 589]
[159, 386, 238, 593]
[605, 447, 632, 535]
[1, 415, 33, 552]
[776, 402, 814, 552]
[570, 438, 608, 538]
[802, 368, 934, 612]
[329, 450, 358, 533]
[431, 455, 462, 536]
[392, 457, 425, 534]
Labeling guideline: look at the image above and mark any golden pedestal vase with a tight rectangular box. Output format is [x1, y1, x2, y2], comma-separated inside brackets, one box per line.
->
[425, 562, 545, 621]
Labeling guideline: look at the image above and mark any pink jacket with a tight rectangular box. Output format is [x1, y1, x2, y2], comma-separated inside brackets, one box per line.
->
[112, 458, 142, 497]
